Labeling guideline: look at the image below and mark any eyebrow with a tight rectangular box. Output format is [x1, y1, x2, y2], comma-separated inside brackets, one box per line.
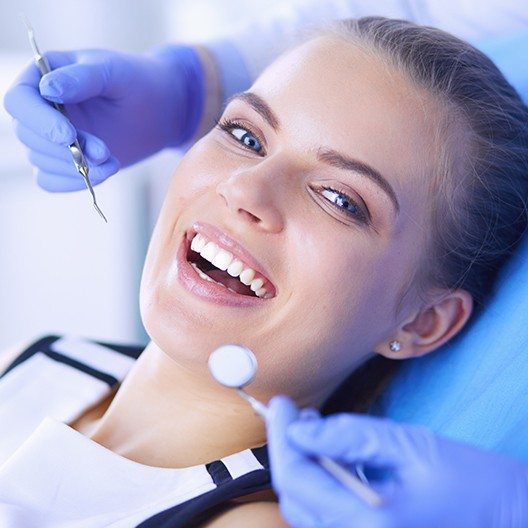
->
[226, 91, 400, 215]
[316, 149, 400, 215]
[227, 91, 281, 132]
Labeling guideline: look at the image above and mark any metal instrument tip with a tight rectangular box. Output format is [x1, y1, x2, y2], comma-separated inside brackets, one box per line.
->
[77, 165, 108, 223]
[75, 156, 108, 223]
[19, 12, 32, 32]
[93, 203, 108, 223]
[20, 13, 40, 58]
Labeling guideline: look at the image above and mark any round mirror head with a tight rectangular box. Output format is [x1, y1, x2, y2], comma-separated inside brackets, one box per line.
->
[208, 344, 258, 388]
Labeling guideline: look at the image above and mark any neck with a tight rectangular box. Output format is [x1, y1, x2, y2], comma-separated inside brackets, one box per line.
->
[88, 340, 267, 468]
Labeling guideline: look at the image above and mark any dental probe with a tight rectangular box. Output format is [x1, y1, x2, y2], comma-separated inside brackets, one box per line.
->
[208, 344, 383, 508]
[21, 15, 108, 223]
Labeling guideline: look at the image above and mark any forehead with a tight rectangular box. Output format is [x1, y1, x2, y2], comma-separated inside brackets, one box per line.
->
[248, 36, 443, 220]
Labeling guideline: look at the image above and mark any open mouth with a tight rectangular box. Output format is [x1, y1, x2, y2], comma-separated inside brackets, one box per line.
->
[184, 230, 276, 299]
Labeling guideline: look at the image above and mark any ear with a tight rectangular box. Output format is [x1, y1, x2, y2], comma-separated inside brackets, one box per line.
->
[376, 289, 473, 359]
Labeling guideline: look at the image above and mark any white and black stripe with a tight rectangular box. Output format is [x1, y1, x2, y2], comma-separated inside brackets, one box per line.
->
[0, 334, 272, 527]
[138, 446, 270, 528]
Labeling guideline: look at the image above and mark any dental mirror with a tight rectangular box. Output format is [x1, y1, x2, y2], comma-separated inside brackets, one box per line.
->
[208, 344, 269, 417]
[208, 343, 257, 387]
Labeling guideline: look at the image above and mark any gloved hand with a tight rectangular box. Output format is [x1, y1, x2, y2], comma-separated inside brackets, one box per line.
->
[266, 395, 528, 528]
[3, 44, 204, 191]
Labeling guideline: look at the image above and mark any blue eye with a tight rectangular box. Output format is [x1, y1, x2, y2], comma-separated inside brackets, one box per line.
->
[216, 118, 264, 154]
[320, 186, 369, 224]
[231, 127, 262, 153]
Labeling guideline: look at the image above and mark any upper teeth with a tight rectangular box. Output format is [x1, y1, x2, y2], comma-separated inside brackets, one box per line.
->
[190, 233, 271, 298]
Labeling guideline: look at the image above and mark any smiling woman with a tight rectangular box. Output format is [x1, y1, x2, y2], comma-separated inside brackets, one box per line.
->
[1, 15, 528, 528]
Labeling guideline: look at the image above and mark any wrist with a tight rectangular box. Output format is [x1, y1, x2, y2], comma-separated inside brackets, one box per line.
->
[147, 43, 206, 147]
[188, 44, 224, 144]
[204, 38, 252, 102]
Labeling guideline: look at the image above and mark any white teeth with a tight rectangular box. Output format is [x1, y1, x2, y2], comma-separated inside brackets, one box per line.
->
[239, 268, 255, 286]
[191, 262, 220, 284]
[190, 232, 273, 298]
[200, 241, 218, 261]
[250, 278, 264, 292]
[190, 233, 207, 253]
[212, 249, 233, 271]
[227, 259, 244, 277]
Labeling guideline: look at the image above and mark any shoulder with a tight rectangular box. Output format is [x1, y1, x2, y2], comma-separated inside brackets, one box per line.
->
[202, 501, 290, 528]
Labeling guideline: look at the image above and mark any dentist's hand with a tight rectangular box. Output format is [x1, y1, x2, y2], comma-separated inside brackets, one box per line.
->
[3, 45, 204, 191]
[266, 395, 528, 528]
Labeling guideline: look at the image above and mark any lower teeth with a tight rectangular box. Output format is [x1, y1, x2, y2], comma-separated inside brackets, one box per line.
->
[190, 262, 245, 295]
[191, 262, 223, 285]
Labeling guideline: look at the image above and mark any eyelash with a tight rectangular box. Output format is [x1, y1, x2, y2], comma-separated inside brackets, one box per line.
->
[214, 117, 370, 225]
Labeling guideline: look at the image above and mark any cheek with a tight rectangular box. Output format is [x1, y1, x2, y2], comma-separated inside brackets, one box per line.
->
[168, 151, 214, 202]
[288, 234, 404, 348]
[285, 237, 386, 336]
[172, 136, 233, 194]
[146, 140, 228, 244]
[304, 256, 377, 330]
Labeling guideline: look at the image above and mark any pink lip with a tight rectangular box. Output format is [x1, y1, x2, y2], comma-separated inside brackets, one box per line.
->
[175, 229, 276, 308]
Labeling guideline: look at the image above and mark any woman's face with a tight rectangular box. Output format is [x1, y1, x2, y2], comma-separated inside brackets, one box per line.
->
[140, 36, 442, 406]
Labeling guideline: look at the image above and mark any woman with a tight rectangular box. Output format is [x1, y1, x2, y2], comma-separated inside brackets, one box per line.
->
[1, 17, 528, 527]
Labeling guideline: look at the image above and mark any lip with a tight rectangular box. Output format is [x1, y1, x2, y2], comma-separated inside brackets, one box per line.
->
[175, 225, 276, 307]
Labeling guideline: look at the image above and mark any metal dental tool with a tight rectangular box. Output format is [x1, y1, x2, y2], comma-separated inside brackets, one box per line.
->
[21, 15, 108, 223]
[208, 344, 383, 508]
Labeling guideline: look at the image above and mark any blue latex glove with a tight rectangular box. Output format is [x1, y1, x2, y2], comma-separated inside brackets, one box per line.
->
[267, 396, 528, 528]
[3, 44, 204, 191]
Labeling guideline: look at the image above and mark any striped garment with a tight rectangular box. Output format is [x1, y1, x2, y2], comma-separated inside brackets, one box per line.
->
[0, 335, 271, 527]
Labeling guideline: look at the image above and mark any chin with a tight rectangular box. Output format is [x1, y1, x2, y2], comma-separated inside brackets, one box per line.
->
[138, 278, 244, 370]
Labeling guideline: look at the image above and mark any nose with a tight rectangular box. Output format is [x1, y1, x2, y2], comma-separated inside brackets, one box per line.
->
[216, 159, 285, 233]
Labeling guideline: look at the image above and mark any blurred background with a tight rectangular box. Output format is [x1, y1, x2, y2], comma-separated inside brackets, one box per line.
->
[0, 0, 282, 349]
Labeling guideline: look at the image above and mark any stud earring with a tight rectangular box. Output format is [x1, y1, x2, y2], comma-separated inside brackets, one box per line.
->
[389, 340, 402, 352]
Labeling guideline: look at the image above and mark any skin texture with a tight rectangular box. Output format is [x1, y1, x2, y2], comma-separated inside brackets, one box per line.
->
[70, 36, 473, 496]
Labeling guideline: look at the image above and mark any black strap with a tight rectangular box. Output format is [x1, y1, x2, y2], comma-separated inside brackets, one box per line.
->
[44, 350, 119, 387]
[136, 467, 272, 528]
[0, 334, 145, 383]
[206, 460, 232, 486]
[1, 335, 61, 378]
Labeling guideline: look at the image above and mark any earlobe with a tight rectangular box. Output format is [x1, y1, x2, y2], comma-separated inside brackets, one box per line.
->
[379, 289, 473, 359]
